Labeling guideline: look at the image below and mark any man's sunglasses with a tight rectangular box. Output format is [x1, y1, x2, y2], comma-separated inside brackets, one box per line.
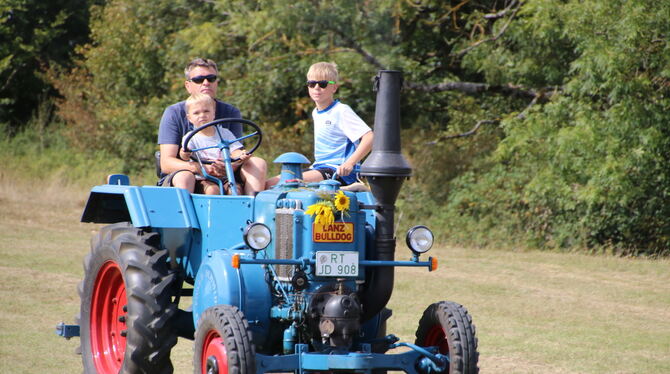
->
[189, 74, 218, 84]
[306, 80, 335, 89]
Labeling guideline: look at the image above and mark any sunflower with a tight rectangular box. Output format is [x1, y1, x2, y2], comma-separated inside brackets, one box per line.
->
[315, 205, 335, 226]
[305, 201, 335, 226]
[304, 202, 325, 217]
[333, 191, 350, 213]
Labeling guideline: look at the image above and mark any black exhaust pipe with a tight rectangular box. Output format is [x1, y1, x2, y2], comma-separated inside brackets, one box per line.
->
[359, 70, 411, 321]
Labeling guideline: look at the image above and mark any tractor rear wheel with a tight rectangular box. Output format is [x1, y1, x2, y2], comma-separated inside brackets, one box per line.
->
[194, 305, 256, 374]
[79, 222, 178, 373]
[415, 301, 479, 374]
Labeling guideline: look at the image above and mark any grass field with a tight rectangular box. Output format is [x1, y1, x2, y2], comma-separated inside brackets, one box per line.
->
[1, 173, 669, 373]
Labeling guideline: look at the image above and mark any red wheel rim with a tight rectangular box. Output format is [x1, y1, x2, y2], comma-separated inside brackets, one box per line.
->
[90, 260, 127, 373]
[202, 330, 228, 374]
[425, 325, 450, 355]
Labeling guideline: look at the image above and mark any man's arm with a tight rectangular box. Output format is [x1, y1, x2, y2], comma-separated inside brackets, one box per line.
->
[160, 144, 198, 175]
[337, 130, 373, 177]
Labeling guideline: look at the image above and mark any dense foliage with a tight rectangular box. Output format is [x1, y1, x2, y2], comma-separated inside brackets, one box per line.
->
[440, 0, 670, 255]
[0, 0, 94, 132]
[5, 0, 669, 255]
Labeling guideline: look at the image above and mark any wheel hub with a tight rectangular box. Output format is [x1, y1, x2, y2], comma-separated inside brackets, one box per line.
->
[206, 355, 219, 374]
[426, 325, 450, 354]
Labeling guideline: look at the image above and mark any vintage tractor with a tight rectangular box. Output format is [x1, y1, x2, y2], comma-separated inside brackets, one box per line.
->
[57, 70, 479, 373]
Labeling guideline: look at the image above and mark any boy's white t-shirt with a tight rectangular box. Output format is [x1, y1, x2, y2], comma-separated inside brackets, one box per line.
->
[311, 100, 371, 170]
[183, 127, 243, 161]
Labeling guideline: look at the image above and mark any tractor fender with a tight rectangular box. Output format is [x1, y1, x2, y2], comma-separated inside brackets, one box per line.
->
[192, 249, 271, 347]
[81, 184, 200, 229]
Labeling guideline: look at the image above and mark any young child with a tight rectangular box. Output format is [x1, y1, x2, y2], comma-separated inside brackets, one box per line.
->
[266, 62, 373, 188]
[180, 93, 265, 195]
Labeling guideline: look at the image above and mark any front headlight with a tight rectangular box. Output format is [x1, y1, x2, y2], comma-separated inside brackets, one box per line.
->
[243, 223, 272, 251]
[406, 225, 434, 254]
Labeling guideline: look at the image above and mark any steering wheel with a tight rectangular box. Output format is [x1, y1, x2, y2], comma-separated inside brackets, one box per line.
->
[183, 118, 262, 160]
[182, 118, 263, 195]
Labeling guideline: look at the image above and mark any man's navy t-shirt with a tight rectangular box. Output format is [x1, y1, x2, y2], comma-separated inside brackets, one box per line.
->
[157, 99, 243, 146]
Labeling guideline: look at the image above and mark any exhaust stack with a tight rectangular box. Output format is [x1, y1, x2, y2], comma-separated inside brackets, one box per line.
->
[359, 70, 411, 321]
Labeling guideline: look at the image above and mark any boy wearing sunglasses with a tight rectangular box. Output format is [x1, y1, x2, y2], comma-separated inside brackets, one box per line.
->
[157, 58, 267, 194]
[271, 62, 373, 187]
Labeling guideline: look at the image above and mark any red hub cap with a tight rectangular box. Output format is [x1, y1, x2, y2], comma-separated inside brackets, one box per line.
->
[90, 260, 127, 373]
[202, 330, 228, 374]
[425, 325, 450, 355]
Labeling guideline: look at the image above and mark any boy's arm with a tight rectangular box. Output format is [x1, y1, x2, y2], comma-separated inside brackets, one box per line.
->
[160, 144, 228, 178]
[230, 148, 246, 159]
[230, 148, 250, 171]
[337, 131, 373, 177]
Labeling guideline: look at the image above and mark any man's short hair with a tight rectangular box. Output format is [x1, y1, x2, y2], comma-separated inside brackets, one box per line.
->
[307, 62, 339, 82]
[184, 58, 218, 79]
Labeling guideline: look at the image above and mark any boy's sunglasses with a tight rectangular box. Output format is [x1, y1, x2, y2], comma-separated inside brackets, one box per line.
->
[189, 74, 218, 84]
[306, 80, 335, 88]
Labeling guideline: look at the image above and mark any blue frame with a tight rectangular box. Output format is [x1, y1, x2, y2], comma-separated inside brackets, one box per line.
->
[255, 342, 448, 373]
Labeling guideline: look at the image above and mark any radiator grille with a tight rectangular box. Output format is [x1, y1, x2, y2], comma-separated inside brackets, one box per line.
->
[275, 208, 295, 280]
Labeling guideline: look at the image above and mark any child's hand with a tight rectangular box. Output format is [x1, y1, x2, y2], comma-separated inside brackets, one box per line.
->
[337, 161, 355, 177]
[238, 151, 251, 162]
[205, 160, 227, 178]
[231, 149, 249, 160]
[231, 150, 250, 170]
[179, 149, 192, 160]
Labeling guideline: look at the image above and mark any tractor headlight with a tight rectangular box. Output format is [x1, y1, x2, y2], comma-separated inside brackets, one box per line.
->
[406, 225, 434, 254]
[243, 223, 272, 251]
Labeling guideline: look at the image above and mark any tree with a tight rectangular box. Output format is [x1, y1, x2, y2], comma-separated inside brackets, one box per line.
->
[0, 0, 92, 132]
[442, 0, 670, 255]
[51, 0, 670, 254]
[51, 0, 210, 171]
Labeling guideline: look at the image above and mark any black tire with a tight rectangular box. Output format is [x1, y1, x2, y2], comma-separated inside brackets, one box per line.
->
[415, 301, 479, 374]
[79, 222, 178, 373]
[194, 305, 256, 374]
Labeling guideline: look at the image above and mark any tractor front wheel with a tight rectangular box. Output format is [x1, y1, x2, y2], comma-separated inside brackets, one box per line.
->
[415, 301, 479, 374]
[79, 222, 178, 373]
[194, 305, 256, 374]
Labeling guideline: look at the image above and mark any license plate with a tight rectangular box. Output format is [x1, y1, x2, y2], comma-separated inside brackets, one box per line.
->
[313, 222, 354, 243]
[316, 251, 359, 277]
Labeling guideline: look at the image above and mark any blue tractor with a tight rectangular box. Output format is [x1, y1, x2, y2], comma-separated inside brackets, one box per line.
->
[57, 71, 479, 373]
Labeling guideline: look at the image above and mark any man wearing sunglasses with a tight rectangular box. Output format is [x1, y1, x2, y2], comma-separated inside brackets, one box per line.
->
[157, 58, 267, 193]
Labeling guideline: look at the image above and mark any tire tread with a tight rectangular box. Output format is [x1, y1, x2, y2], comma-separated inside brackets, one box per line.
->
[415, 301, 479, 374]
[79, 222, 178, 374]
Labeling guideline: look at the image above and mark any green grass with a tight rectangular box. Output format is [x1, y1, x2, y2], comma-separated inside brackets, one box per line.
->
[388, 248, 670, 373]
[0, 174, 668, 373]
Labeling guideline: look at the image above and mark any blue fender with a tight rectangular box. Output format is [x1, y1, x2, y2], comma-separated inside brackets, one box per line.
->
[81, 184, 199, 229]
[192, 249, 271, 347]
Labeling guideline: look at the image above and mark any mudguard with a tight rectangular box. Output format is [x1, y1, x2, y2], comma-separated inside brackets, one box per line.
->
[81, 184, 200, 229]
[192, 249, 271, 347]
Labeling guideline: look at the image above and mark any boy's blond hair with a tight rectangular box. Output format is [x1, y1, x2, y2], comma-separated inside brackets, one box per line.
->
[307, 62, 339, 82]
[185, 93, 215, 114]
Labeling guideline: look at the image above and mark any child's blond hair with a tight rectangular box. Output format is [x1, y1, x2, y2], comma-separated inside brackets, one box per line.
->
[307, 62, 339, 82]
[185, 93, 215, 114]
